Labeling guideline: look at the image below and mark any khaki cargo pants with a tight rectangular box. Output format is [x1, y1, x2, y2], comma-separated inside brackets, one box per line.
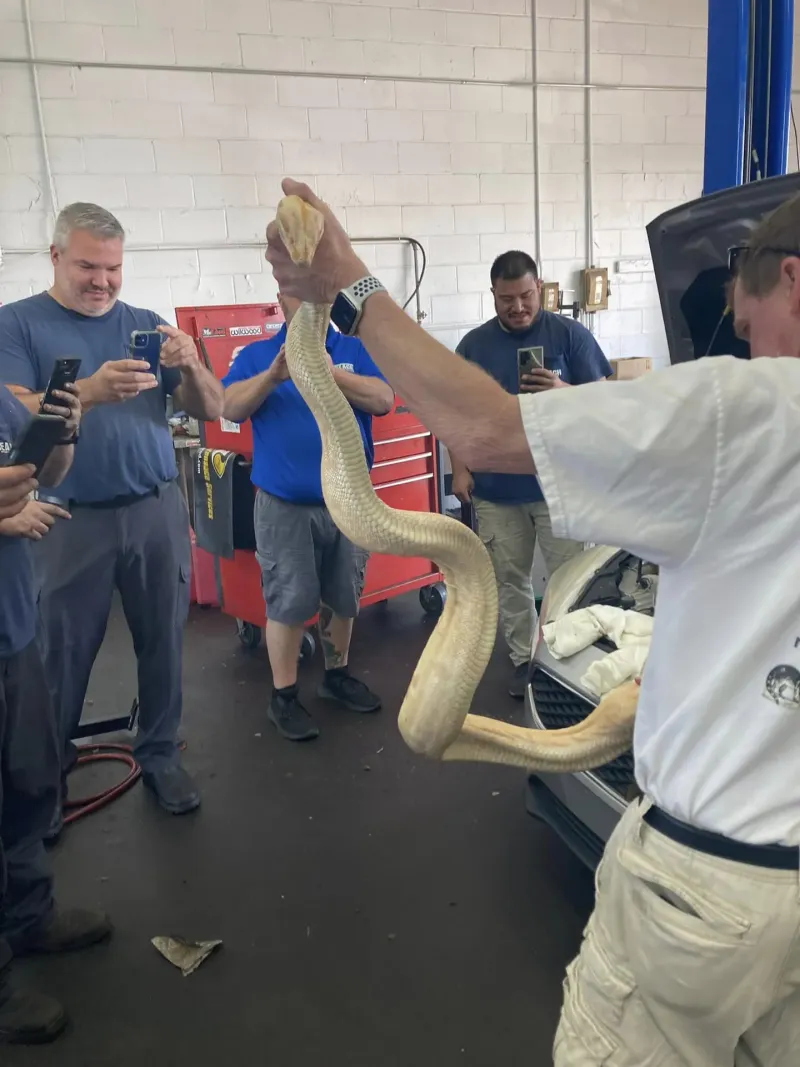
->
[472, 497, 583, 666]
[555, 799, 800, 1066]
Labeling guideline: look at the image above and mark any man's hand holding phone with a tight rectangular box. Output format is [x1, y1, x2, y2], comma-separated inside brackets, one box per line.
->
[41, 383, 82, 440]
[0, 465, 37, 522]
[157, 325, 199, 371]
[519, 368, 569, 394]
[79, 359, 158, 407]
[0, 498, 71, 540]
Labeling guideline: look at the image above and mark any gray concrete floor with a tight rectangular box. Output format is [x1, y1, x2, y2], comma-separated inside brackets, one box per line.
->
[7, 592, 593, 1067]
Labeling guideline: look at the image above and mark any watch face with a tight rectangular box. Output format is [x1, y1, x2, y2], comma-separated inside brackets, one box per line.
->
[331, 292, 359, 336]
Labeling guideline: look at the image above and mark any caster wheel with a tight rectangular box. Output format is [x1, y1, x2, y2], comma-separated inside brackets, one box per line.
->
[419, 582, 446, 616]
[299, 631, 316, 662]
[236, 619, 262, 650]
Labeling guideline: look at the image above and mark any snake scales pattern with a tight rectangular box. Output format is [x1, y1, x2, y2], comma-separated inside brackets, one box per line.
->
[276, 195, 638, 774]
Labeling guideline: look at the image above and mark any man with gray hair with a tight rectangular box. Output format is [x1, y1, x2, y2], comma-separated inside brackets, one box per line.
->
[0, 202, 224, 819]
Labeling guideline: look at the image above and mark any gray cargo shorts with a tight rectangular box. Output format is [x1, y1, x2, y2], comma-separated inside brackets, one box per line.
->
[254, 489, 369, 626]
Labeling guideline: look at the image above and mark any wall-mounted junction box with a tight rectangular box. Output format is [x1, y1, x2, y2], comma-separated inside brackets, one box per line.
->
[582, 268, 609, 312]
[541, 282, 560, 312]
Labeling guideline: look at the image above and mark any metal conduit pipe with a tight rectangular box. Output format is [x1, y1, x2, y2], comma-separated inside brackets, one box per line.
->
[530, 0, 542, 265]
[0, 54, 708, 95]
[584, 0, 596, 335]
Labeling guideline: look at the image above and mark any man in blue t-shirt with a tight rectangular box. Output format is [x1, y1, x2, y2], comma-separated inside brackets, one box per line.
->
[451, 251, 612, 698]
[0, 384, 112, 1046]
[0, 202, 224, 819]
[222, 294, 394, 742]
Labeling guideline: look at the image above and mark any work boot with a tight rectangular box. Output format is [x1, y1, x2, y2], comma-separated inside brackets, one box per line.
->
[268, 685, 320, 741]
[0, 986, 68, 1045]
[142, 764, 201, 815]
[11, 908, 113, 957]
[509, 663, 529, 700]
[318, 668, 382, 713]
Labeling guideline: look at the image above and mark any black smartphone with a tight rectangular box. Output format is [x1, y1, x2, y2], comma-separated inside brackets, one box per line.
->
[129, 330, 164, 374]
[40, 357, 81, 413]
[3, 415, 65, 476]
[518, 346, 544, 385]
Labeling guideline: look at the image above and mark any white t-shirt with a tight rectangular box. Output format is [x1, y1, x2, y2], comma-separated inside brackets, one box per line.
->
[521, 356, 800, 846]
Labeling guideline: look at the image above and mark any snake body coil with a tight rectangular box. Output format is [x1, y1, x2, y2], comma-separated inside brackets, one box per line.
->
[276, 195, 638, 774]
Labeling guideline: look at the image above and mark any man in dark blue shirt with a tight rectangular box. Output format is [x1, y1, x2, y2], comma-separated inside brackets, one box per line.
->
[222, 294, 394, 741]
[0, 384, 112, 1046]
[0, 202, 224, 819]
[451, 251, 612, 698]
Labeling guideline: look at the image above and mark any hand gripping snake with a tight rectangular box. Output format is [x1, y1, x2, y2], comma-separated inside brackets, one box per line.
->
[276, 195, 638, 774]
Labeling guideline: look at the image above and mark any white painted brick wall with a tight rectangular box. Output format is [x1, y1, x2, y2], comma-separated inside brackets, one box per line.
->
[0, 0, 711, 360]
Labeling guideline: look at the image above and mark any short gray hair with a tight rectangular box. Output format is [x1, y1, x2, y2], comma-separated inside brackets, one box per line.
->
[52, 202, 125, 250]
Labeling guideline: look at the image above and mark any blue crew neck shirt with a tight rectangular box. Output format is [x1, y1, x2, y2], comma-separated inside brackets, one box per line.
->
[221, 323, 388, 505]
[456, 311, 613, 504]
[0, 386, 36, 657]
[0, 292, 181, 504]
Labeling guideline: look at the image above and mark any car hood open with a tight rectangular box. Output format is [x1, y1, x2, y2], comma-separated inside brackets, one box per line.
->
[647, 174, 800, 364]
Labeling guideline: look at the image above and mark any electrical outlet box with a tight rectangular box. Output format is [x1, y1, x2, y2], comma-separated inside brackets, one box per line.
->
[541, 282, 560, 312]
[582, 268, 609, 312]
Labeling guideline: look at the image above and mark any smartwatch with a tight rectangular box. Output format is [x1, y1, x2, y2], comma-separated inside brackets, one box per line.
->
[330, 276, 387, 336]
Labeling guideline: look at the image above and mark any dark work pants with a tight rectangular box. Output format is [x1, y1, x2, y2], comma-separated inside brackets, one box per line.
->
[35, 480, 191, 775]
[0, 641, 59, 981]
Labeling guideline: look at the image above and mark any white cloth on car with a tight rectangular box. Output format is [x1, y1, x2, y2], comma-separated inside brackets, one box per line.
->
[542, 605, 653, 660]
[581, 644, 649, 697]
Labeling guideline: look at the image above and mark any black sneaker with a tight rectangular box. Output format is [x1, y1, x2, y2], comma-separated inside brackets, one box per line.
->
[509, 663, 529, 700]
[0, 987, 68, 1045]
[318, 669, 382, 713]
[142, 764, 201, 815]
[268, 687, 320, 741]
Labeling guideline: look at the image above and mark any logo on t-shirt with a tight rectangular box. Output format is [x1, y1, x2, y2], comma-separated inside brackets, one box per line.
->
[763, 664, 800, 711]
[337, 362, 354, 373]
[0, 440, 10, 454]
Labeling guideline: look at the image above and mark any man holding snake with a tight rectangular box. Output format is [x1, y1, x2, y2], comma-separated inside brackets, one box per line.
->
[267, 178, 800, 1066]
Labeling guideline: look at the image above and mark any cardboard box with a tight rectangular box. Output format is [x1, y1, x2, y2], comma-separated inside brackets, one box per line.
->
[609, 357, 652, 381]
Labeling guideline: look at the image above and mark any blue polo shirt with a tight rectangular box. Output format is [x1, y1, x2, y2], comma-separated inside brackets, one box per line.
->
[456, 311, 612, 504]
[0, 292, 180, 504]
[0, 386, 36, 657]
[222, 324, 387, 505]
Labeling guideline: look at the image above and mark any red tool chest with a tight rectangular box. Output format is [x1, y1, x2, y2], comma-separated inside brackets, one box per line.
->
[175, 301, 446, 649]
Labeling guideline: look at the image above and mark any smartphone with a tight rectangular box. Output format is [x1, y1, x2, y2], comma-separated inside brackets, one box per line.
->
[518, 346, 544, 384]
[129, 330, 164, 374]
[39, 357, 81, 413]
[3, 415, 66, 476]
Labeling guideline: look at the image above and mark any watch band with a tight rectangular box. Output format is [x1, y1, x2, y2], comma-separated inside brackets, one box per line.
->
[331, 275, 387, 336]
[57, 431, 80, 445]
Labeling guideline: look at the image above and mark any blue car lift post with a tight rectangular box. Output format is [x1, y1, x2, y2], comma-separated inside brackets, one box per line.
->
[704, 0, 794, 196]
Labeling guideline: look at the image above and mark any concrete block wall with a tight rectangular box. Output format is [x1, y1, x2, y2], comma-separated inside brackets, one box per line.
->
[0, 0, 710, 363]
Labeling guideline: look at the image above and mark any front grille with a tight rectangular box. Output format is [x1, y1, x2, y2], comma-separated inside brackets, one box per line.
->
[530, 668, 635, 797]
[526, 776, 605, 870]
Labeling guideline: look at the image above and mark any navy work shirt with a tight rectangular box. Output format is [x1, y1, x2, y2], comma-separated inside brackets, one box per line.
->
[456, 311, 613, 504]
[0, 386, 35, 657]
[222, 323, 388, 505]
[0, 293, 180, 504]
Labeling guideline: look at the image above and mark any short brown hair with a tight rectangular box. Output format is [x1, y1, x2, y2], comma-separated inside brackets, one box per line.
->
[736, 192, 800, 296]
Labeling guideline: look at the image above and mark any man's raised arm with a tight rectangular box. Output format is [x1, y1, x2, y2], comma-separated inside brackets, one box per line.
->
[266, 180, 534, 478]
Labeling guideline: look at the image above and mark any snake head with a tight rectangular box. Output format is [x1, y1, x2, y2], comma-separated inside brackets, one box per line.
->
[276, 195, 326, 267]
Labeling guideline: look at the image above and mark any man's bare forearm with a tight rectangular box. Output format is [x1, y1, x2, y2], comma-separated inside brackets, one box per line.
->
[450, 454, 470, 479]
[4, 385, 40, 414]
[223, 370, 279, 423]
[355, 292, 534, 474]
[333, 370, 394, 416]
[39, 444, 73, 487]
[173, 364, 224, 421]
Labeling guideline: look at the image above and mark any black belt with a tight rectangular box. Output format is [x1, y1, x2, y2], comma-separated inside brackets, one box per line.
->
[644, 805, 799, 871]
[71, 482, 168, 511]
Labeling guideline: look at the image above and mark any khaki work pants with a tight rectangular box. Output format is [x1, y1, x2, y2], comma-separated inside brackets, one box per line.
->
[472, 497, 583, 666]
[555, 799, 800, 1066]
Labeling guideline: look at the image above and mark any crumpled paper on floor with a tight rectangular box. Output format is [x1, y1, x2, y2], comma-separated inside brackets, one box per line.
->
[152, 935, 223, 977]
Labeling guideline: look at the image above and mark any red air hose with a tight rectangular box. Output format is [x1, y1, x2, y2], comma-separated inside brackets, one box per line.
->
[63, 743, 142, 827]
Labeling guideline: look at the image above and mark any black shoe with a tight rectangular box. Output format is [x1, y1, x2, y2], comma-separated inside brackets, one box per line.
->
[318, 669, 382, 713]
[11, 908, 113, 957]
[0, 987, 68, 1045]
[509, 663, 529, 700]
[142, 764, 201, 815]
[268, 687, 320, 741]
